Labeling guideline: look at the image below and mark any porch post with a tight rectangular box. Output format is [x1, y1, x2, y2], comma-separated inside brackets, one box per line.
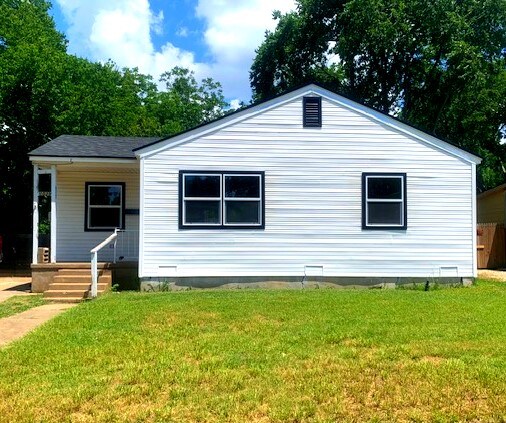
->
[32, 164, 39, 264]
[50, 165, 57, 263]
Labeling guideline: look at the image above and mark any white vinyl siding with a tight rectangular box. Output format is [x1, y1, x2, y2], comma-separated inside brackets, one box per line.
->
[140, 95, 475, 279]
[56, 167, 139, 262]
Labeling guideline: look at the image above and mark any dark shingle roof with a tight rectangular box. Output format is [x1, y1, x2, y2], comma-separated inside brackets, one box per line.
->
[29, 135, 161, 159]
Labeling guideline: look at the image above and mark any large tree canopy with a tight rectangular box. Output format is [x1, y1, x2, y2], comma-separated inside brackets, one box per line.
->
[251, 0, 506, 190]
[0, 0, 227, 248]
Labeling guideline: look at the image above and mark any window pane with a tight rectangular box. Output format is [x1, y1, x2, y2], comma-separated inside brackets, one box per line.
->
[367, 177, 402, 199]
[90, 186, 122, 205]
[225, 201, 260, 224]
[184, 175, 220, 198]
[367, 202, 402, 225]
[89, 208, 121, 228]
[225, 175, 260, 198]
[185, 200, 220, 224]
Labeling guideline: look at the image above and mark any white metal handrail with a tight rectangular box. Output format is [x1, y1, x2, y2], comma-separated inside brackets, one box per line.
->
[90, 229, 118, 298]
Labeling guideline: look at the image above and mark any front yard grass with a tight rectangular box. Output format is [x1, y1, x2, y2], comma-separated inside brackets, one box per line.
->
[0, 280, 505, 422]
[0, 294, 46, 319]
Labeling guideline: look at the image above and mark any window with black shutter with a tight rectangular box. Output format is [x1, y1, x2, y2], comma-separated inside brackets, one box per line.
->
[303, 96, 322, 127]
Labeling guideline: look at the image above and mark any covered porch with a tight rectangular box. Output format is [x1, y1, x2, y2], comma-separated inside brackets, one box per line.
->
[30, 160, 141, 299]
[28, 135, 157, 299]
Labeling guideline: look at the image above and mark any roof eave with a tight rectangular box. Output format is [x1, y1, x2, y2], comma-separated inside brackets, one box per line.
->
[29, 155, 138, 164]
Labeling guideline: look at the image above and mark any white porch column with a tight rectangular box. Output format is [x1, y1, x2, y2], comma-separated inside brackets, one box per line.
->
[50, 165, 57, 263]
[32, 164, 39, 264]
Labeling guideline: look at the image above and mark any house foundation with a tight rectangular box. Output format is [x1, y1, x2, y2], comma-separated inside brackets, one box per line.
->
[140, 276, 470, 291]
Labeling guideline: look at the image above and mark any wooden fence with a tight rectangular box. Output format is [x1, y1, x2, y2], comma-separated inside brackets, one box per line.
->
[477, 223, 505, 269]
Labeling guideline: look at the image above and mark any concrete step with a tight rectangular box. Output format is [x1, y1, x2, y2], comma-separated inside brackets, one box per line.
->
[49, 282, 110, 291]
[44, 289, 88, 299]
[58, 268, 111, 276]
[57, 269, 91, 275]
[46, 297, 88, 304]
[53, 275, 112, 284]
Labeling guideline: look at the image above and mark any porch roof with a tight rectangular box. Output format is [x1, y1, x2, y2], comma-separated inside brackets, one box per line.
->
[29, 135, 161, 159]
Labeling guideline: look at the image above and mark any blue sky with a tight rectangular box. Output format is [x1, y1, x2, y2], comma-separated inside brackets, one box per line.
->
[48, 0, 297, 104]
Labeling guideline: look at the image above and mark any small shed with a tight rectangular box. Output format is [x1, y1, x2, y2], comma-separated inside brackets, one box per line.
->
[477, 184, 506, 268]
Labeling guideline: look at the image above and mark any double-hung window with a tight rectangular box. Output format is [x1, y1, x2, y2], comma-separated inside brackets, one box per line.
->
[362, 173, 406, 229]
[180, 171, 264, 229]
[85, 182, 125, 231]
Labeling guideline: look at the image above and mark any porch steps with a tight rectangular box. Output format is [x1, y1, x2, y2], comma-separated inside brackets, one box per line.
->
[44, 266, 112, 303]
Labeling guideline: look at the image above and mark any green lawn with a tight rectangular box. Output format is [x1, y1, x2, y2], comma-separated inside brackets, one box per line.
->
[0, 294, 46, 319]
[0, 281, 505, 422]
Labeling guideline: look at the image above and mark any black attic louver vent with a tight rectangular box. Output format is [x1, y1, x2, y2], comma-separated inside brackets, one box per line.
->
[303, 96, 322, 127]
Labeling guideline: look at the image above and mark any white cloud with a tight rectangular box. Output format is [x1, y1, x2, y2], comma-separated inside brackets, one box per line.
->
[196, 0, 296, 99]
[54, 0, 296, 101]
[229, 99, 242, 110]
[176, 26, 189, 37]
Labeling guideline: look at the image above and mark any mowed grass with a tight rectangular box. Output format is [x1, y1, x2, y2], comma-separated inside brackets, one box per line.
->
[0, 281, 505, 422]
[0, 294, 46, 319]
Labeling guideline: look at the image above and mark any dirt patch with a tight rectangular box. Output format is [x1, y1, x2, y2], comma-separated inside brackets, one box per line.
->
[478, 270, 506, 282]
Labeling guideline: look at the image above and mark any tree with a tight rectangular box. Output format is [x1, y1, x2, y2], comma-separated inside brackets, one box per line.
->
[0, 0, 67, 241]
[151, 67, 227, 135]
[251, 0, 506, 189]
[0, 0, 228, 256]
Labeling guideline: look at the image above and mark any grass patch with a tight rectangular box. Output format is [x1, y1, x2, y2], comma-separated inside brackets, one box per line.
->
[0, 295, 46, 319]
[0, 281, 505, 422]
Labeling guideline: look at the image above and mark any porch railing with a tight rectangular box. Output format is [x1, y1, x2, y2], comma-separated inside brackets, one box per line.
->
[114, 229, 139, 262]
[89, 229, 138, 298]
[90, 229, 118, 298]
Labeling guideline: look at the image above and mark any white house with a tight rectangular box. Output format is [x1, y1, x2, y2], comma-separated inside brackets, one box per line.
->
[29, 84, 481, 296]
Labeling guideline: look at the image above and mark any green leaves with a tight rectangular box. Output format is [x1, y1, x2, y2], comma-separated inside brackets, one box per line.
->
[0, 0, 228, 239]
[251, 0, 506, 190]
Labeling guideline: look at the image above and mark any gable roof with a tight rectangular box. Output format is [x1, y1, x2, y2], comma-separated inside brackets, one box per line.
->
[29, 135, 160, 160]
[478, 182, 506, 199]
[134, 83, 481, 165]
[28, 84, 482, 165]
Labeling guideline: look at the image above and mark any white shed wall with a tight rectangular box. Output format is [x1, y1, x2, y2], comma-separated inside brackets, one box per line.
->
[140, 96, 475, 278]
[56, 167, 139, 262]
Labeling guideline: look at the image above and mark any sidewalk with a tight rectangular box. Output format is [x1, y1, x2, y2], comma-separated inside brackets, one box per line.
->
[0, 276, 77, 347]
[0, 276, 32, 303]
[0, 303, 76, 347]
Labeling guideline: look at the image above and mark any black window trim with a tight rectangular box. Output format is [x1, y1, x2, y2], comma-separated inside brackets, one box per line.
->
[362, 173, 407, 230]
[179, 170, 265, 230]
[303, 96, 322, 128]
[84, 182, 126, 232]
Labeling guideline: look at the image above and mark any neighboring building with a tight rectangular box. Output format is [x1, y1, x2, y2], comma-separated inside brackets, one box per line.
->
[476, 184, 506, 269]
[29, 83, 481, 295]
[477, 183, 506, 224]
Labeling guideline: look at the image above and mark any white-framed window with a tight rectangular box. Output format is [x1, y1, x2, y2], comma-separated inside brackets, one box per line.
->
[180, 171, 264, 229]
[85, 182, 125, 231]
[362, 173, 406, 229]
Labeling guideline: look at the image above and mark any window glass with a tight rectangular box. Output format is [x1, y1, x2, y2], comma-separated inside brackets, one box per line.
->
[184, 175, 220, 197]
[89, 208, 121, 228]
[225, 201, 260, 224]
[185, 200, 221, 224]
[89, 186, 122, 205]
[363, 173, 406, 229]
[86, 183, 124, 230]
[180, 172, 263, 228]
[367, 203, 402, 225]
[225, 176, 260, 198]
[367, 177, 402, 199]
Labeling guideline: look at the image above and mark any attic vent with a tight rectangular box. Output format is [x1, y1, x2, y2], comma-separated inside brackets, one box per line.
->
[303, 96, 322, 127]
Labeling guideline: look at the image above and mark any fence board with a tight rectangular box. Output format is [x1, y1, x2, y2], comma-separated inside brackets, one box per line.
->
[477, 223, 505, 269]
